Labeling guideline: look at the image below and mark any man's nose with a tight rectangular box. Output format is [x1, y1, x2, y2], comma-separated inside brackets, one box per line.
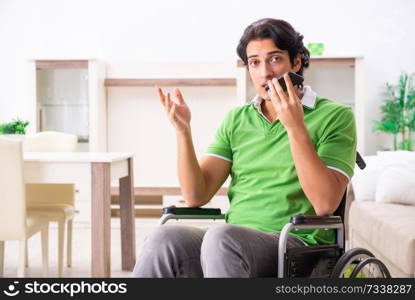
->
[259, 62, 274, 80]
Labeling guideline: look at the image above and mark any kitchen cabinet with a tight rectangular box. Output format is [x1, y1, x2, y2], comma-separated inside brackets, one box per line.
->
[26, 59, 107, 151]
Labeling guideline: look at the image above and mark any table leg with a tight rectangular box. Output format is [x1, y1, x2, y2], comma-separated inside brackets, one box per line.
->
[91, 162, 111, 277]
[119, 157, 136, 270]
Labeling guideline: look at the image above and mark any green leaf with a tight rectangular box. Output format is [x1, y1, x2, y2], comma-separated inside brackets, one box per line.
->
[0, 118, 30, 134]
[373, 72, 415, 150]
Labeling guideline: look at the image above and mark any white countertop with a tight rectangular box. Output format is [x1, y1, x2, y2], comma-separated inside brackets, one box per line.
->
[23, 152, 134, 163]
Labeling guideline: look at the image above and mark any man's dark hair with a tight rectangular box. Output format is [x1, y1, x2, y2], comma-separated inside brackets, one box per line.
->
[237, 18, 310, 76]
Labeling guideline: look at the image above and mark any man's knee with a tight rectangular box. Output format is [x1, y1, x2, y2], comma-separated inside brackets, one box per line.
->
[133, 225, 204, 278]
[201, 225, 244, 255]
[200, 225, 251, 277]
[142, 225, 191, 252]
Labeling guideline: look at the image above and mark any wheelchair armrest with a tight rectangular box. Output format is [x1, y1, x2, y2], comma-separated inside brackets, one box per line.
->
[290, 214, 342, 226]
[159, 205, 225, 225]
[162, 205, 222, 216]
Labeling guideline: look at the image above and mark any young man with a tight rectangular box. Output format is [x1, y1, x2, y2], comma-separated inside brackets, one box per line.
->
[133, 18, 356, 278]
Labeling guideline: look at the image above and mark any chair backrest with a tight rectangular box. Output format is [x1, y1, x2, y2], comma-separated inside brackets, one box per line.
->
[0, 137, 26, 240]
[24, 131, 77, 206]
[26, 183, 75, 206]
[331, 152, 365, 246]
[333, 193, 347, 219]
[23, 131, 78, 152]
[334, 151, 366, 220]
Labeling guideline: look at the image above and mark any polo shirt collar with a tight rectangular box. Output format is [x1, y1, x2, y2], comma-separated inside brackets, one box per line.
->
[251, 85, 317, 111]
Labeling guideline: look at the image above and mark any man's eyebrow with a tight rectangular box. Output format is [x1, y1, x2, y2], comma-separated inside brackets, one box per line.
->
[247, 50, 284, 59]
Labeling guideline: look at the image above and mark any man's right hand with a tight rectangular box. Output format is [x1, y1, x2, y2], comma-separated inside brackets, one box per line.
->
[157, 86, 191, 134]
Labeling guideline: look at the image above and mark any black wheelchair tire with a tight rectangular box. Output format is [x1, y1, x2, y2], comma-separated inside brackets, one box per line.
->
[330, 247, 375, 278]
[349, 257, 391, 278]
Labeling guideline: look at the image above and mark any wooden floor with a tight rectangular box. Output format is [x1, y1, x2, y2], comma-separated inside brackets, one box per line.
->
[1, 218, 226, 278]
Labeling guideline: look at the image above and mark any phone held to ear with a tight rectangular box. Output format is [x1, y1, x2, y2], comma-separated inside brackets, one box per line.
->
[265, 71, 304, 93]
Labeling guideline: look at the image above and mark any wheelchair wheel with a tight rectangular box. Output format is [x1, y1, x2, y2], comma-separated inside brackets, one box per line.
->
[330, 248, 391, 278]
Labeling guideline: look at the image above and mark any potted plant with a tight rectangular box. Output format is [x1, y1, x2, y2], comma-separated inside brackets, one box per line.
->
[0, 118, 30, 140]
[373, 72, 415, 151]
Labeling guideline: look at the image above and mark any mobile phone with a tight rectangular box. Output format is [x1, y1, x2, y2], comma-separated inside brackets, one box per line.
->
[265, 71, 304, 92]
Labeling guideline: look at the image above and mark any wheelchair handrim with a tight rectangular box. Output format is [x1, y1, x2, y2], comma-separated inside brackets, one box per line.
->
[335, 253, 372, 278]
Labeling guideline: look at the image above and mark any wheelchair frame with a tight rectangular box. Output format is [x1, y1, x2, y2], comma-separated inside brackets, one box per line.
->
[158, 152, 391, 278]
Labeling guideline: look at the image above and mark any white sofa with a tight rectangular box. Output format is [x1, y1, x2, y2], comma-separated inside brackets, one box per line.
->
[346, 151, 415, 278]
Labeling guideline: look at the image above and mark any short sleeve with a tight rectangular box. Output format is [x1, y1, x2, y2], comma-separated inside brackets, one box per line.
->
[204, 110, 233, 162]
[317, 107, 357, 180]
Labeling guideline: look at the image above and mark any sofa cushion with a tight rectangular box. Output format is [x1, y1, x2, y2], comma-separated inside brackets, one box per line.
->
[377, 150, 415, 164]
[348, 201, 415, 276]
[350, 155, 379, 201]
[376, 163, 415, 206]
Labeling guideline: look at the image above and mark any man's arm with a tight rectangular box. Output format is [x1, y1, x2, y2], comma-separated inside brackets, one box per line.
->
[287, 125, 348, 216]
[267, 73, 350, 216]
[177, 129, 231, 207]
[157, 86, 231, 207]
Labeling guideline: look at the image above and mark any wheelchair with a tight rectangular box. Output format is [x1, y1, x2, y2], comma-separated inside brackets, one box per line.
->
[158, 152, 391, 278]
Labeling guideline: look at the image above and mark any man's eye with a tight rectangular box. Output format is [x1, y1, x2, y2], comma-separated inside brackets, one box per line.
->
[270, 56, 281, 63]
[249, 60, 259, 67]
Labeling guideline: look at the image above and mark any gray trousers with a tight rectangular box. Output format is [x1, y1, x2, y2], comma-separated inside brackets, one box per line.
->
[132, 224, 306, 278]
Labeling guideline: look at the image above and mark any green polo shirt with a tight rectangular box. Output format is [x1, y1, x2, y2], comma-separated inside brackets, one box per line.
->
[205, 92, 356, 245]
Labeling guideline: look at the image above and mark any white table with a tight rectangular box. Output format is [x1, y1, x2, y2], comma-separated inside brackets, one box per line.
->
[23, 152, 135, 277]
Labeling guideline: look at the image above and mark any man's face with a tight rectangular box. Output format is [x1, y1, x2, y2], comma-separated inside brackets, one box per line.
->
[246, 38, 301, 100]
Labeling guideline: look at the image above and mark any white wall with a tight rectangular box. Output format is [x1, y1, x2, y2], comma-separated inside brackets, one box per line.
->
[1, 0, 415, 180]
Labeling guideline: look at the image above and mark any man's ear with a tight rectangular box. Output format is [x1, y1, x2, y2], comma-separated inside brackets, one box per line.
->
[292, 55, 302, 73]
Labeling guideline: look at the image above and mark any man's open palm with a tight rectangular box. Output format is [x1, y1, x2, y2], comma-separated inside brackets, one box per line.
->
[157, 87, 191, 133]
